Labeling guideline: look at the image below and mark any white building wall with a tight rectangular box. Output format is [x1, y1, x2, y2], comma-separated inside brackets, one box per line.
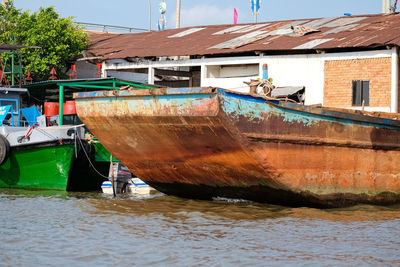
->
[201, 50, 392, 106]
[73, 60, 148, 83]
[102, 49, 393, 107]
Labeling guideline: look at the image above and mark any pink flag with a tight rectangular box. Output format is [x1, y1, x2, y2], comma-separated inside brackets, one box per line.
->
[234, 8, 238, 24]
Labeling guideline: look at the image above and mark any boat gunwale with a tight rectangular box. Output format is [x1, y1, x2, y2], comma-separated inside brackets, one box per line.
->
[74, 86, 400, 128]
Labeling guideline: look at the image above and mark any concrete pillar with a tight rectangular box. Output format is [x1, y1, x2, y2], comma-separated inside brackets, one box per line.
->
[102, 63, 107, 78]
[200, 64, 206, 87]
[148, 66, 155, 84]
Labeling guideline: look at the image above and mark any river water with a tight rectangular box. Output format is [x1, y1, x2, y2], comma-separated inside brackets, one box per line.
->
[1, 189, 400, 266]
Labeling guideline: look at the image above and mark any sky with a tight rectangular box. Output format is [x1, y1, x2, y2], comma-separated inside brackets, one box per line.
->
[13, 0, 386, 31]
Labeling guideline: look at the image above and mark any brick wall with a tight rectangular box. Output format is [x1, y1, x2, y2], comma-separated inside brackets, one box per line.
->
[324, 58, 392, 108]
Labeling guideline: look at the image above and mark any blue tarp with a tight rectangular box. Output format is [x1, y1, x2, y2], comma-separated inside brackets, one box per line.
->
[0, 105, 12, 126]
[21, 106, 41, 126]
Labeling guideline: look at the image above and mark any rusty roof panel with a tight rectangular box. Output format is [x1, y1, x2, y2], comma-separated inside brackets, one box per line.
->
[213, 25, 251, 35]
[168, 28, 205, 38]
[294, 38, 334, 49]
[209, 30, 266, 49]
[86, 13, 400, 60]
[322, 17, 367, 28]
[271, 28, 293, 35]
[301, 17, 338, 29]
[232, 23, 271, 33]
[277, 20, 310, 30]
[323, 24, 359, 34]
[228, 32, 271, 49]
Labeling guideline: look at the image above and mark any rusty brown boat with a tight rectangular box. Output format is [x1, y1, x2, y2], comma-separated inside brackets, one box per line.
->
[74, 87, 400, 208]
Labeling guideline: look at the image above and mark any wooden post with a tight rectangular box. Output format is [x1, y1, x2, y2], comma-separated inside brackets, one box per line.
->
[110, 155, 116, 197]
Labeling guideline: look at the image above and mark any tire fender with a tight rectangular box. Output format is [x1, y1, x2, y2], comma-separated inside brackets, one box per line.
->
[0, 134, 10, 165]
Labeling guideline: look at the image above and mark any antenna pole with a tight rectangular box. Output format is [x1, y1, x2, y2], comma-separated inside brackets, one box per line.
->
[176, 0, 181, 28]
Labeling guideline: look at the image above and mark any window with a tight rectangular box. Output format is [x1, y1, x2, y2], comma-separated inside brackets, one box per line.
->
[0, 99, 18, 113]
[352, 80, 369, 106]
[206, 64, 259, 78]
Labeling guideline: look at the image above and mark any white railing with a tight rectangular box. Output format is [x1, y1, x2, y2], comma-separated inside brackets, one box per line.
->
[75, 22, 149, 34]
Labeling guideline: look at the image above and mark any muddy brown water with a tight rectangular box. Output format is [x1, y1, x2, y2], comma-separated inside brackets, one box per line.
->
[1, 189, 399, 266]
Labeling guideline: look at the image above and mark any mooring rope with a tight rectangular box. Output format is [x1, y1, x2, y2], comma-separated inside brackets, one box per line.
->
[76, 133, 110, 179]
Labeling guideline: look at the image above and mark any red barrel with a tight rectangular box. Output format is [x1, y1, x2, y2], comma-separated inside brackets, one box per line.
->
[44, 102, 59, 116]
[63, 100, 76, 115]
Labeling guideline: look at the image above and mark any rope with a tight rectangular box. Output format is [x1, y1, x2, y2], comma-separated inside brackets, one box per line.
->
[76, 134, 110, 179]
[24, 123, 38, 139]
[247, 79, 275, 96]
[242, 79, 298, 103]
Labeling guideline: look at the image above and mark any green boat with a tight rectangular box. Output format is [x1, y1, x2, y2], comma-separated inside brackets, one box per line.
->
[0, 45, 154, 191]
[0, 87, 84, 190]
[0, 138, 76, 190]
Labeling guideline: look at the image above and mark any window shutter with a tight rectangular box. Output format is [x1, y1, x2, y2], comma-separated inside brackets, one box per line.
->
[352, 81, 361, 106]
[362, 81, 369, 106]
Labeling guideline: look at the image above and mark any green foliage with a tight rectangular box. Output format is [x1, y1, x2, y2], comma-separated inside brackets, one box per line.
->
[0, 0, 88, 81]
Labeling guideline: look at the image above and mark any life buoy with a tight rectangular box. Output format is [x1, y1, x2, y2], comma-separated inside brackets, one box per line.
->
[0, 134, 10, 165]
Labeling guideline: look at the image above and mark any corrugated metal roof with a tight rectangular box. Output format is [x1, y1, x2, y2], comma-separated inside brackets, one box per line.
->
[168, 28, 205, 38]
[86, 13, 400, 60]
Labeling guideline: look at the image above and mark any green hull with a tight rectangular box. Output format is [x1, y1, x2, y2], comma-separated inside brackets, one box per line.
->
[92, 141, 119, 162]
[0, 144, 75, 190]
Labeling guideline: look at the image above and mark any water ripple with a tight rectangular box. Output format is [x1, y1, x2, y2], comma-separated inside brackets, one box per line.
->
[0, 189, 400, 266]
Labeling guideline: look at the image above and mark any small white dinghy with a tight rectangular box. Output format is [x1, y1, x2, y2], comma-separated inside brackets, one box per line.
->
[101, 180, 114, 195]
[101, 162, 156, 195]
[127, 178, 156, 194]
[101, 177, 156, 195]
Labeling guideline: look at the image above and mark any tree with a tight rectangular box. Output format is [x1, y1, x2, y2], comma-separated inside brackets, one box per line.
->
[0, 1, 88, 81]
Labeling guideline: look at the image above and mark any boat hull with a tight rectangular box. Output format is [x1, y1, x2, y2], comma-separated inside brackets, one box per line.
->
[74, 87, 400, 207]
[0, 142, 75, 190]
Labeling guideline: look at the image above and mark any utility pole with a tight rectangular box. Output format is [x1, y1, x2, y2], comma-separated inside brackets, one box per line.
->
[176, 0, 181, 28]
[383, 0, 391, 13]
[148, 0, 152, 31]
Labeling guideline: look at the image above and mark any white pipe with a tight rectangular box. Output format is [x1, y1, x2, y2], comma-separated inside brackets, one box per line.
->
[391, 47, 398, 113]
[176, 0, 181, 28]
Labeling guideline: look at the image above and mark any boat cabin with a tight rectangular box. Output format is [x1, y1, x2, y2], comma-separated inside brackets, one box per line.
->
[0, 87, 29, 126]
